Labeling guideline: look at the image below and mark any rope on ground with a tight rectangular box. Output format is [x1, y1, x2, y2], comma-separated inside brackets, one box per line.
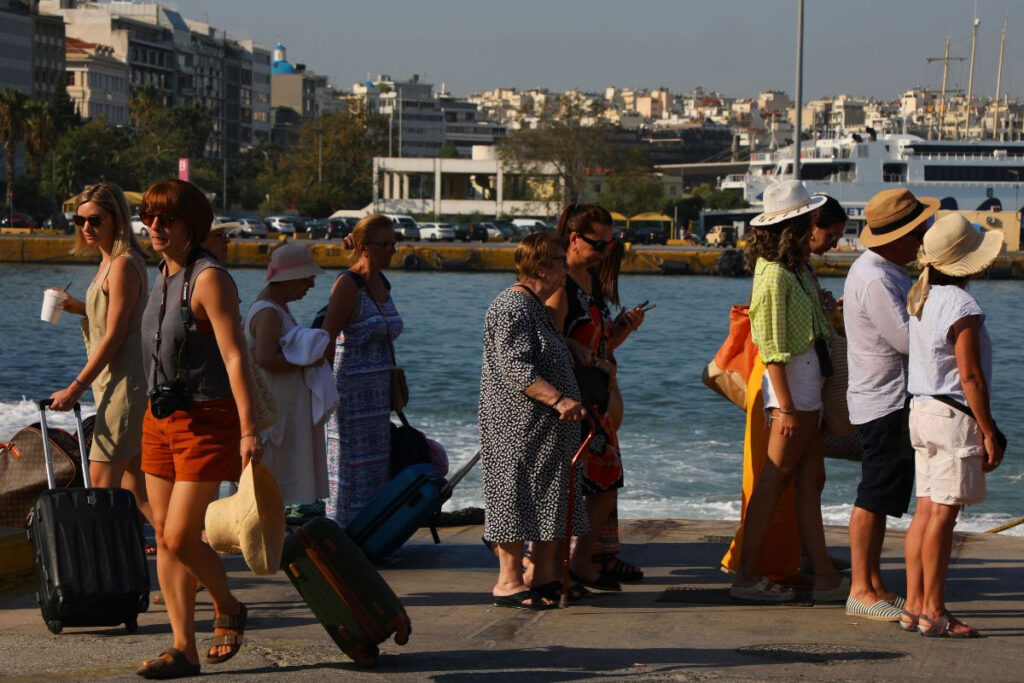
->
[984, 515, 1024, 534]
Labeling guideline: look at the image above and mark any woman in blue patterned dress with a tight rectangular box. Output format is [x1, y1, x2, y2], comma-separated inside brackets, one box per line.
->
[321, 215, 403, 525]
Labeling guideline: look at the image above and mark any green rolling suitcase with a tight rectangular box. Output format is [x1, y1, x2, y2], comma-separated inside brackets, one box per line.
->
[281, 517, 411, 667]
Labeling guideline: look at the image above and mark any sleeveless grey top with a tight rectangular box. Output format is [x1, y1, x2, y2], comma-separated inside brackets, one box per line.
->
[141, 251, 234, 401]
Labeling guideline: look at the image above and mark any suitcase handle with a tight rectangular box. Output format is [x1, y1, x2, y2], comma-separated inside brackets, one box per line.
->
[36, 399, 91, 490]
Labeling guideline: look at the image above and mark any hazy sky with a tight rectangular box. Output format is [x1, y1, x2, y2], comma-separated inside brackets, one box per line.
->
[170, 0, 1023, 101]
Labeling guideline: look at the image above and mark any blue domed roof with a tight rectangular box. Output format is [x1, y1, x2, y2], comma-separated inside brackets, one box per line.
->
[275, 42, 286, 51]
[272, 60, 298, 75]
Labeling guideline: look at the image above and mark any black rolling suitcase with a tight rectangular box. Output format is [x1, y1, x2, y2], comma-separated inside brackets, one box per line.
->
[26, 399, 150, 634]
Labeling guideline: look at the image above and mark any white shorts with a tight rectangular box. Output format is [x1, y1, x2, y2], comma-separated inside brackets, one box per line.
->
[762, 346, 825, 414]
[909, 399, 986, 506]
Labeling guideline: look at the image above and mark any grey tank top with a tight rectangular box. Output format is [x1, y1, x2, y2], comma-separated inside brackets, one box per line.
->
[141, 251, 234, 401]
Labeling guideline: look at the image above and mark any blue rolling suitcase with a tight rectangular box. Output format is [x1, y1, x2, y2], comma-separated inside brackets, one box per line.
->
[347, 464, 445, 560]
[347, 451, 481, 560]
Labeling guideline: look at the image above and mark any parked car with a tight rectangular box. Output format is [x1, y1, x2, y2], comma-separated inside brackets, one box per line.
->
[232, 217, 269, 238]
[511, 218, 550, 234]
[131, 214, 148, 237]
[705, 225, 737, 248]
[1, 211, 37, 228]
[419, 222, 456, 242]
[327, 217, 355, 239]
[493, 220, 523, 242]
[623, 226, 668, 245]
[452, 223, 478, 242]
[475, 222, 507, 242]
[303, 218, 330, 239]
[386, 214, 420, 241]
[265, 215, 303, 235]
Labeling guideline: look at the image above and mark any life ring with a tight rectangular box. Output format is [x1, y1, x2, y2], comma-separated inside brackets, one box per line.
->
[402, 253, 422, 270]
[716, 249, 745, 277]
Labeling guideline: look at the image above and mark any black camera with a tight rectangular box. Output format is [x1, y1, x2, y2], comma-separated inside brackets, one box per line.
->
[814, 337, 834, 378]
[149, 379, 192, 418]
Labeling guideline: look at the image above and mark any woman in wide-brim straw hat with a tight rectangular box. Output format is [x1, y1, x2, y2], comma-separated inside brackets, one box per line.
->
[728, 180, 848, 603]
[903, 213, 1005, 638]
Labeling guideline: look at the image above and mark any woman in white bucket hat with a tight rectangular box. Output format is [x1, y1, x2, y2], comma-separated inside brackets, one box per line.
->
[903, 213, 1004, 637]
[244, 243, 330, 506]
[729, 180, 848, 603]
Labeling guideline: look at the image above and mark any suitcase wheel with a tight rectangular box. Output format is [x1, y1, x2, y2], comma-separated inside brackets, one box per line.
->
[46, 620, 63, 634]
[124, 618, 138, 634]
[346, 643, 379, 668]
[388, 614, 411, 646]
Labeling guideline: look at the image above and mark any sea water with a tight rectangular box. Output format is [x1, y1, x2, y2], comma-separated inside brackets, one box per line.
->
[2, 263, 1021, 536]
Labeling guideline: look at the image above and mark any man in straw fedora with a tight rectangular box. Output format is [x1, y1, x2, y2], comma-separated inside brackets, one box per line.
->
[842, 188, 938, 622]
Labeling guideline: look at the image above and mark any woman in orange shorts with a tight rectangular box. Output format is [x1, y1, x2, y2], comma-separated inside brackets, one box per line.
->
[135, 179, 261, 679]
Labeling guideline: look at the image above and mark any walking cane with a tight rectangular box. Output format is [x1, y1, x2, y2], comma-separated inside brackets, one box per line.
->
[561, 415, 597, 608]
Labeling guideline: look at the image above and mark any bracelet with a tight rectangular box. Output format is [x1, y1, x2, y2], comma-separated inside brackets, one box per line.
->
[240, 432, 260, 440]
[551, 393, 565, 408]
[72, 378, 89, 390]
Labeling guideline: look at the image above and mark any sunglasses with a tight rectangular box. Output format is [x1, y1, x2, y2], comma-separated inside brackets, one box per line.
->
[73, 214, 104, 227]
[578, 233, 614, 252]
[140, 212, 178, 227]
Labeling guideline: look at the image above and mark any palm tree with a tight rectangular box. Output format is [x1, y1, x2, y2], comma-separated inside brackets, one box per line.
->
[0, 88, 28, 209]
[129, 84, 162, 127]
[23, 101, 55, 179]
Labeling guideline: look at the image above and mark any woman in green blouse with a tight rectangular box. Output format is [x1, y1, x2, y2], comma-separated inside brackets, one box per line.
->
[728, 181, 848, 604]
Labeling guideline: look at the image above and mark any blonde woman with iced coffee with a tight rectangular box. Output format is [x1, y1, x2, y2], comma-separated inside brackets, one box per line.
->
[48, 181, 151, 524]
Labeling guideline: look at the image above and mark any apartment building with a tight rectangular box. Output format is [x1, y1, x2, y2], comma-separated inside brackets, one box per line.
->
[43, 0, 270, 157]
[0, 0, 32, 94]
[65, 36, 130, 125]
[33, 11, 65, 99]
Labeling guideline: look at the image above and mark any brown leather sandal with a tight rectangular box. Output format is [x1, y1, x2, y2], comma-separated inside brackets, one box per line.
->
[205, 602, 248, 664]
[136, 648, 201, 679]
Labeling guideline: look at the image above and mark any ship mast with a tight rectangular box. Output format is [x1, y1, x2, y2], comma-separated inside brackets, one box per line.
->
[992, 11, 1008, 141]
[965, 16, 980, 139]
[925, 37, 962, 140]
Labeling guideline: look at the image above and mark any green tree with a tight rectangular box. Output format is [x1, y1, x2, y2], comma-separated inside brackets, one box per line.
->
[599, 173, 664, 217]
[265, 106, 388, 214]
[438, 140, 458, 158]
[499, 94, 615, 204]
[0, 88, 28, 208]
[690, 182, 748, 210]
[42, 120, 134, 201]
[129, 103, 213, 189]
[23, 101, 55, 178]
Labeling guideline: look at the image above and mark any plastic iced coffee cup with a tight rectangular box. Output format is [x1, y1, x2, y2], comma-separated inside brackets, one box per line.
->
[41, 289, 69, 323]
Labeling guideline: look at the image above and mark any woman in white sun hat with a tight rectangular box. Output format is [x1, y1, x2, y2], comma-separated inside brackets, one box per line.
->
[244, 243, 330, 505]
[729, 180, 848, 604]
[903, 213, 1005, 638]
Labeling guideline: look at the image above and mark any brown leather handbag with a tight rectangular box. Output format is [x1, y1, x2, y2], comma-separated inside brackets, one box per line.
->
[0, 421, 85, 528]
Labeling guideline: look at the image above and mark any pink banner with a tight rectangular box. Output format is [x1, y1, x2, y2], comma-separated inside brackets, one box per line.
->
[178, 158, 190, 181]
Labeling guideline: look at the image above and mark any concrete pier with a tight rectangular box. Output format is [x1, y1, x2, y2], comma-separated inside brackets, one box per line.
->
[1, 518, 1021, 681]
[9, 234, 1024, 278]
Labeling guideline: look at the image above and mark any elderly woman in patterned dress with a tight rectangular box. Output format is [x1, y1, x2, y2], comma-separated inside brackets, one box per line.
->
[321, 214, 402, 525]
[479, 232, 589, 610]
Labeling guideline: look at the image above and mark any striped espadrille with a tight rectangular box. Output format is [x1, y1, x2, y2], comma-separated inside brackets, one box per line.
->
[888, 595, 906, 610]
[845, 596, 903, 622]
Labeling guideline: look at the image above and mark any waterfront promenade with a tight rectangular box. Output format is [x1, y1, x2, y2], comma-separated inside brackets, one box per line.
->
[1, 518, 1021, 681]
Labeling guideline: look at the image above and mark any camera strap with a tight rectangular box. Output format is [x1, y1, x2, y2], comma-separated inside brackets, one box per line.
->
[152, 250, 199, 387]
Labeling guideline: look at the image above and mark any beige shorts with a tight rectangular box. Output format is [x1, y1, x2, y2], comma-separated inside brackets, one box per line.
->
[909, 399, 986, 506]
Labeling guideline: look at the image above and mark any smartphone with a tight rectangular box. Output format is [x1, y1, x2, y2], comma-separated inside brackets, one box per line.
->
[640, 303, 656, 313]
[635, 300, 649, 310]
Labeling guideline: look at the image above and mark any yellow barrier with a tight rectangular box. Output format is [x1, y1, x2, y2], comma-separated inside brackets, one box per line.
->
[6, 236, 1024, 278]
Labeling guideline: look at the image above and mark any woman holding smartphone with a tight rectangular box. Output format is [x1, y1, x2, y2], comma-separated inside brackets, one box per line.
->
[548, 203, 645, 593]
